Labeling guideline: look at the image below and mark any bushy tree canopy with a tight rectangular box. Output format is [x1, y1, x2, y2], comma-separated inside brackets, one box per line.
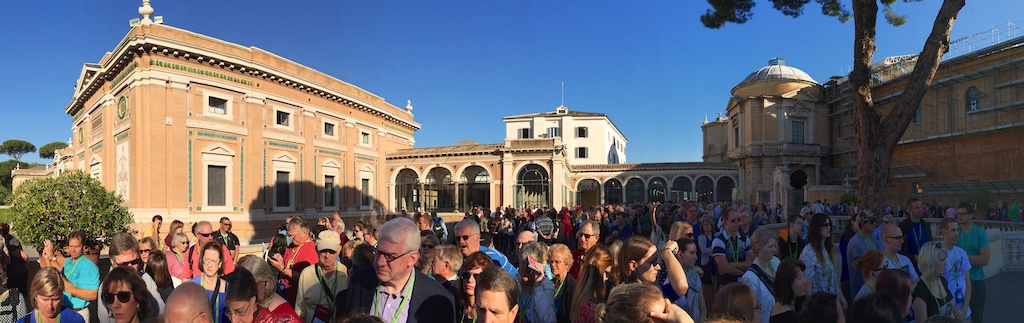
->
[0, 140, 36, 162]
[38, 142, 68, 160]
[11, 170, 134, 248]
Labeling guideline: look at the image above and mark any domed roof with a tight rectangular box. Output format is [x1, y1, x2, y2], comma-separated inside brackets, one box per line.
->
[739, 57, 816, 85]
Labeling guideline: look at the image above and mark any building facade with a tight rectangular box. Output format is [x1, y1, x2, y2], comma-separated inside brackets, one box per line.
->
[41, 7, 419, 241]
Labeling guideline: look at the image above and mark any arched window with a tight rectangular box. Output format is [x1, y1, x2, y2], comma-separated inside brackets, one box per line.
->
[648, 177, 666, 203]
[670, 177, 692, 202]
[625, 178, 645, 203]
[424, 167, 455, 212]
[965, 86, 981, 112]
[459, 166, 490, 211]
[394, 169, 419, 212]
[695, 176, 714, 203]
[716, 177, 736, 203]
[603, 179, 623, 205]
[515, 164, 550, 208]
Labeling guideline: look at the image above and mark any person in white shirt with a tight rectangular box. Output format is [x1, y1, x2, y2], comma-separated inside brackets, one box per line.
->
[939, 218, 972, 321]
[881, 225, 919, 282]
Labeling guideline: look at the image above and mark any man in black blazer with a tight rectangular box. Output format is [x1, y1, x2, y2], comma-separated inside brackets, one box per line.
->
[339, 217, 456, 323]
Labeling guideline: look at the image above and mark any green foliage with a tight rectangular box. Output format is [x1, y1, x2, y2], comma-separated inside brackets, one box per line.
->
[702, 0, 872, 29]
[0, 140, 36, 161]
[0, 186, 10, 205]
[840, 193, 859, 205]
[0, 207, 12, 223]
[10, 170, 134, 249]
[0, 160, 29, 189]
[38, 142, 68, 160]
[963, 189, 992, 209]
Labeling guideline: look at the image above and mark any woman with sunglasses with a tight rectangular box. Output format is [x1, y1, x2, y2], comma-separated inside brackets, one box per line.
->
[236, 256, 300, 321]
[911, 242, 955, 323]
[458, 251, 495, 323]
[165, 232, 190, 286]
[99, 267, 153, 323]
[415, 233, 440, 276]
[224, 268, 299, 323]
[799, 213, 847, 311]
[853, 249, 885, 301]
[189, 241, 229, 323]
[16, 267, 84, 323]
[138, 237, 159, 271]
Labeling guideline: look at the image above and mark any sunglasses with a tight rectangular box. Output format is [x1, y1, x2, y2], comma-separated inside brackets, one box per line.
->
[459, 271, 480, 281]
[139, 249, 153, 254]
[198, 232, 213, 238]
[222, 223, 232, 227]
[456, 235, 475, 241]
[114, 258, 142, 267]
[319, 249, 338, 254]
[581, 233, 597, 239]
[102, 291, 132, 304]
[685, 233, 694, 238]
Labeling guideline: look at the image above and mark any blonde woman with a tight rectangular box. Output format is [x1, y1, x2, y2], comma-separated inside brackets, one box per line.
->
[739, 228, 779, 323]
[17, 267, 84, 323]
[912, 241, 954, 322]
[571, 245, 613, 323]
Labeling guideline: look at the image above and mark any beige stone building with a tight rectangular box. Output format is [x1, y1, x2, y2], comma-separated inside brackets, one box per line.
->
[36, 5, 418, 242]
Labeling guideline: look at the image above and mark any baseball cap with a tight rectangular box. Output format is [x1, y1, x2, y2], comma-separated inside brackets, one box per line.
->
[316, 230, 342, 252]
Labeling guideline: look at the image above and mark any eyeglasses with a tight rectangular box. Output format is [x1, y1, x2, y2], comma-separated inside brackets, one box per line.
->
[319, 249, 338, 255]
[459, 271, 480, 281]
[198, 232, 213, 238]
[373, 247, 414, 266]
[728, 218, 739, 223]
[420, 244, 435, 249]
[685, 233, 694, 238]
[102, 291, 132, 304]
[581, 233, 597, 239]
[225, 299, 252, 319]
[139, 249, 153, 254]
[114, 258, 142, 267]
[823, 222, 833, 228]
[456, 235, 476, 241]
[886, 235, 905, 241]
[862, 217, 877, 225]
[221, 222, 232, 227]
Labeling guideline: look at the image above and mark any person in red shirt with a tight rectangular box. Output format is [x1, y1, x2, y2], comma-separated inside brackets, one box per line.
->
[268, 218, 318, 304]
[570, 220, 600, 279]
[188, 221, 235, 278]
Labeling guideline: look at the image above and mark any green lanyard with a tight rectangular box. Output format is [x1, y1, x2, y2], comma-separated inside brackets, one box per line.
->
[372, 273, 415, 323]
[554, 277, 567, 297]
[724, 232, 741, 262]
[859, 232, 877, 250]
[66, 257, 82, 276]
[201, 277, 221, 323]
[316, 265, 341, 321]
[34, 310, 60, 323]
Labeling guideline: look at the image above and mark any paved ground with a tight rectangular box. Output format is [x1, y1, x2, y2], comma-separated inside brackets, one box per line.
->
[982, 271, 1024, 322]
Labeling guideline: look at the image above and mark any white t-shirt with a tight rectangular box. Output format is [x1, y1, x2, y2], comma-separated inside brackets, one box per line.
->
[884, 252, 919, 282]
[942, 245, 972, 317]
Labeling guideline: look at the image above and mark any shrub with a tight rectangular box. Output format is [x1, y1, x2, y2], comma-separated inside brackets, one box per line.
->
[840, 193, 859, 205]
[10, 170, 134, 249]
[963, 189, 992, 210]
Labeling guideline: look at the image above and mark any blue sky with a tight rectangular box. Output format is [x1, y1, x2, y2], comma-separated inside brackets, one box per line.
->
[1, 1, 1020, 165]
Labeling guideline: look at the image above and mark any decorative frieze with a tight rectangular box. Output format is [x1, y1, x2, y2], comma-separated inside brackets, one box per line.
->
[262, 131, 305, 144]
[186, 120, 248, 136]
[313, 140, 347, 152]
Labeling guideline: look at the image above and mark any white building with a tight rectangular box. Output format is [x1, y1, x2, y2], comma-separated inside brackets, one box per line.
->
[503, 105, 627, 165]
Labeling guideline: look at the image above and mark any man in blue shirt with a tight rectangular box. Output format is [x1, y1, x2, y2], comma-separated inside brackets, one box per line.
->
[41, 231, 99, 321]
[454, 219, 518, 276]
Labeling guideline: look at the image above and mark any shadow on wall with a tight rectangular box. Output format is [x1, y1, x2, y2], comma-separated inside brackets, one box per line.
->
[237, 180, 389, 244]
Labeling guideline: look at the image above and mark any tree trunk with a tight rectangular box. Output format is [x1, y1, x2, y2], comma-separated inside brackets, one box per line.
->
[849, 0, 965, 214]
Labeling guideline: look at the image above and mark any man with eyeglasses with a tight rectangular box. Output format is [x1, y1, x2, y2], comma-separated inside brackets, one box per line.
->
[164, 282, 213, 323]
[295, 230, 349, 323]
[341, 217, 455, 323]
[39, 231, 99, 320]
[454, 219, 518, 276]
[956, 202, 989, 323]
[212, 217, 240, 262]
[846, 210, 881, 298]
[270, 219, 319, 305]
[880, 224, 918, 282]
[569, 220, 600, 279]
[188, 221, 236, 279]
[97, 233, 165, 322]
[511, 230, 535, 268]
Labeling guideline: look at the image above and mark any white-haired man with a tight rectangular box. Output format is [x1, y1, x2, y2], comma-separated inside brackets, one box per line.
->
[454, 219, 518, 276]
[341, 217, 455, 323]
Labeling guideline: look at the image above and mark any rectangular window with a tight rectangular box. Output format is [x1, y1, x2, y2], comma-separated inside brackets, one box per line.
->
[547, 127, 561, 138]
[361, 178, 371, 206]
[276, 111, 290, 126]
[324, 175, 336, 207]
[208, 97, 227, 115]
[576, 127, 588, 138]
[519, 128, 531, 139]
[324, 123, 335, 136]
[275, 171, 290, 207]
[576, 147, 588, 158]
[207, 165, 226, 206]
[913, 105, 923, 124]
[92, 113, 103, 131]
[733, 127, 740, 148]
[791, 121, 805, 144]
[360, 132, 371, 145]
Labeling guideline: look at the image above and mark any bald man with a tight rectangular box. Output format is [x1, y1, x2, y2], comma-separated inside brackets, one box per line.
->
[164, 282, 213, 323]
[881, 225, 919, 282]
[513, 230, 536, 266]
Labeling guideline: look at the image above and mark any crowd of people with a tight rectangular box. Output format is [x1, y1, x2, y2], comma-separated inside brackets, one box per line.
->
[0, 197, 992, 323]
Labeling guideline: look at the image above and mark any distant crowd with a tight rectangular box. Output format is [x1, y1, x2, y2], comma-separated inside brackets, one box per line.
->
[0, 197, 993, 323]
